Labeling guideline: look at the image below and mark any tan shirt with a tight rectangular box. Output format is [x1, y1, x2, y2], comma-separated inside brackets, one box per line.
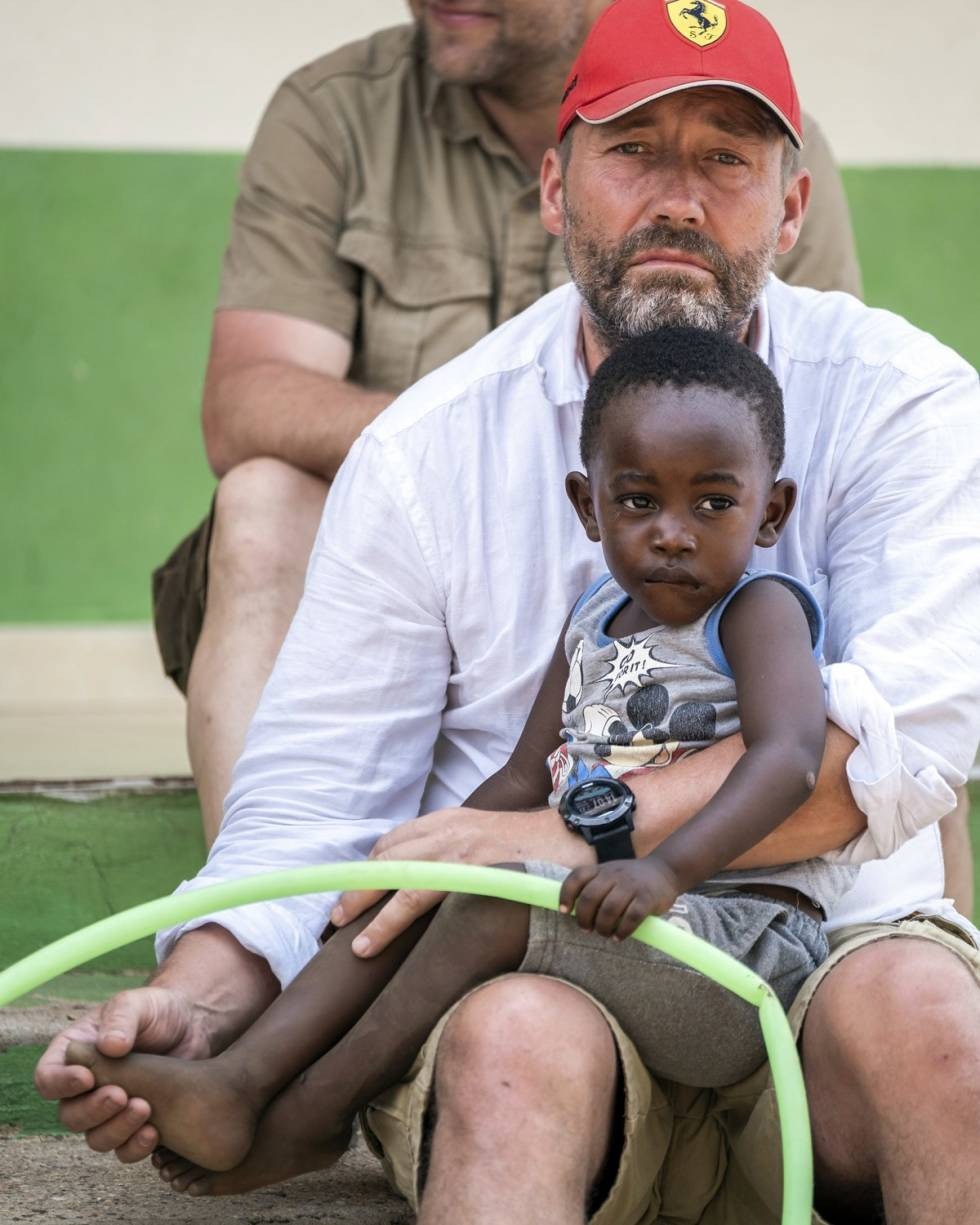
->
[218, 24, 861, 394]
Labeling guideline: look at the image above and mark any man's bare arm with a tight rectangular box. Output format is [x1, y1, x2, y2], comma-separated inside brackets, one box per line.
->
[336, 722, 866, 954]
[627, 722, 864, 865]
[202, 309, 396, 480]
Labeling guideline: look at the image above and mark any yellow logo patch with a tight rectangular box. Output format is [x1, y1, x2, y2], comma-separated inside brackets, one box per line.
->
[666, 1, 728, 48]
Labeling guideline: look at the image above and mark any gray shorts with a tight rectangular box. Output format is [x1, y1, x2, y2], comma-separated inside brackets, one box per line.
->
[520, 861, 828, 1087]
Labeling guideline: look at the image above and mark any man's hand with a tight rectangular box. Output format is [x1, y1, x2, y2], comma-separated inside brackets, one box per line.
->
[33, 924, 277, 1164]
[332, 804, 593, 956]
[559, 857, 681, 941]
[34, 986, 206, 1162]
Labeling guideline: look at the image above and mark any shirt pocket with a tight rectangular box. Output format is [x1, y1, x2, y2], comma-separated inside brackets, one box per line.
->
[337, 226, 494, 392]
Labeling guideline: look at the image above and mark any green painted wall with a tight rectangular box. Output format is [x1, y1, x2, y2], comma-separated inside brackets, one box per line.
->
[0, 151, 237, 623]
[1, 151, 978, 622]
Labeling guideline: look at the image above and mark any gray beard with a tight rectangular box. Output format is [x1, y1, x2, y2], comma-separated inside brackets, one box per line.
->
[562, 214, 779, 349]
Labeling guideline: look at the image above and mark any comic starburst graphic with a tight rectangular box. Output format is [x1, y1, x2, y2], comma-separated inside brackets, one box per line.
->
[599, 639, 678, 698]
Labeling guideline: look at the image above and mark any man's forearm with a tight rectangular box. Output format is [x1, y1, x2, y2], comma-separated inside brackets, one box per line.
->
[629, 722, 865, 866]
[151, 924, 279, 1055]
[203, 360, 395, 480]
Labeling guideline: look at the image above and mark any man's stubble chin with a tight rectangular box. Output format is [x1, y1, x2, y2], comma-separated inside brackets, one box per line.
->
[562, 206, 780, 348]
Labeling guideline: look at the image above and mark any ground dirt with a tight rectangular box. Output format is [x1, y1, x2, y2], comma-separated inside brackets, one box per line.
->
[0, 1130, 413, 1224]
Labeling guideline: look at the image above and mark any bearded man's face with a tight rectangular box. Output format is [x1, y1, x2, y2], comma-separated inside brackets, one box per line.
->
[550, 87, 803, 349]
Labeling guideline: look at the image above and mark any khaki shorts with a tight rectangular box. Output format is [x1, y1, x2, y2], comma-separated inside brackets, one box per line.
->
[360, 916, 980, 1225]
[151, 509, 213, 694]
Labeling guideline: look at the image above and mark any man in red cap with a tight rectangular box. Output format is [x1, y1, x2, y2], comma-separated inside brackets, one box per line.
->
[38, 2, 980, 1223]
[156, 0, 867, 863]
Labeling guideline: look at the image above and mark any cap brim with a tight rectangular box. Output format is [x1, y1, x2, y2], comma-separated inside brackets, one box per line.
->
[576, 77, 803, 148]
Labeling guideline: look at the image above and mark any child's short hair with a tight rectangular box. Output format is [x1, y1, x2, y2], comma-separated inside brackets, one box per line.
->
[580, 327, 785, 475]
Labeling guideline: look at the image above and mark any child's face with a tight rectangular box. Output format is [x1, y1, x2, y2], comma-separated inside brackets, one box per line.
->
[567, 382, 795, 627]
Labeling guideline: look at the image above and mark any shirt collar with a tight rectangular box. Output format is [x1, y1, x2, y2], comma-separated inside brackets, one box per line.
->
[750, 281, 772, 363]
[535, 280, 774, 410]
[535, 286, 591, 408]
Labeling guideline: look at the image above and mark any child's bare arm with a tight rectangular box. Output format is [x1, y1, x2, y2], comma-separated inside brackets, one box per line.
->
[561, 580, 825, 937]
[465, 615, 571, 811]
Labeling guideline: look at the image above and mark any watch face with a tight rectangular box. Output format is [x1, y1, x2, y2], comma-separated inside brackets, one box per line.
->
[563, 778, 634, 829]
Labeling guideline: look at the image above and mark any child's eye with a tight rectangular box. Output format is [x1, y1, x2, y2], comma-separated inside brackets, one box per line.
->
[696, 495, 734, 512]
[621, 494, 656, 511]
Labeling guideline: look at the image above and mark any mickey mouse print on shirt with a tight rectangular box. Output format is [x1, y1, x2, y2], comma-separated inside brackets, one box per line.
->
[547, 629, 721, 798]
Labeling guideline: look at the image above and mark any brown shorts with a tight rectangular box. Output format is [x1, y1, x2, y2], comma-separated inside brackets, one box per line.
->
[151, 509, 213, 694]
[360, 916, 980, 1225]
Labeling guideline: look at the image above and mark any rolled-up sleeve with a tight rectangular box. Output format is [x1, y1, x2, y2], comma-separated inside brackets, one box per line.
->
[217, 77, 360, 337]
[818, 355, 980, 862]
[155, 431, 451, 985]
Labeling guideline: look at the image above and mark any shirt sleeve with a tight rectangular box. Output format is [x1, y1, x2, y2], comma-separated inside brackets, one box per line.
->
[773, 112, 863, 298]
[816, 354, 980, 863]
[154, 431, 451, 985]
[216, 74, 361, 337]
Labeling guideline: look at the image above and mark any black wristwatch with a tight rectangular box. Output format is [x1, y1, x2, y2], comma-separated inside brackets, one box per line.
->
[559, 777, 636, 863]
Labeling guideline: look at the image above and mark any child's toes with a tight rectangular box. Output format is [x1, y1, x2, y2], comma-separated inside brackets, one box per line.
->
[170, 1165, 212, 1195]
[158, 1155, 194, 1184]
[186, 1173, 216, 1197]
[64, 1040, 99, 1069]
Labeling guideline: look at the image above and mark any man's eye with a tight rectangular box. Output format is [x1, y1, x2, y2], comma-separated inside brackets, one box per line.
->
[614, 142, 645, 156]
[711, 152, 744, 166]
[622, 495, 656, 510]
[696, 495, 734, 512]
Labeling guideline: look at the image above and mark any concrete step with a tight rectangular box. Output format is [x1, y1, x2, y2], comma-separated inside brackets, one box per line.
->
[0, 624, 189, 781]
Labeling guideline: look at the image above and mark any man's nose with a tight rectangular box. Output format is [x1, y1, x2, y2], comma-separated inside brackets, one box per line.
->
[643, 160, 705, 228]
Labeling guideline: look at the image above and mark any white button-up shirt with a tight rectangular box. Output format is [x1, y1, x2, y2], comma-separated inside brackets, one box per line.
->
[158, 278, 980, 986]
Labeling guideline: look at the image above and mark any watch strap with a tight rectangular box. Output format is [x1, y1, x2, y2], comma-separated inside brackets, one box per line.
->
[591, 824, 635, 863]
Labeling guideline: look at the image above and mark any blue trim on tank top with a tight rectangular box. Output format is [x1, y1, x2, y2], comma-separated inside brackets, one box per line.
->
[573, 570, 824, 666]
[704, 570, 825, 678]
[571, 572, 616, 621]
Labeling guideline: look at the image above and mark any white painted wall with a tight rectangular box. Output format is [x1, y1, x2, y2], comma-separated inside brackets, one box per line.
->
[1, 1, 978, 163]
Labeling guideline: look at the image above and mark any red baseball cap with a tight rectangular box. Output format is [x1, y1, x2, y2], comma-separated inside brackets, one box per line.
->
[557, 0, 802, 148]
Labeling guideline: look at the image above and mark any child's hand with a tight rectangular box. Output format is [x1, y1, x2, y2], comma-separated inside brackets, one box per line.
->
[558, 857, 681, 941]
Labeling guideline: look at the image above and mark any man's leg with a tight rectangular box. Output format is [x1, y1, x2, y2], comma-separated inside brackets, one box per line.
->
[186, 457, 328, 843]
[802, 936, 980, 1225]
[420, 976, 619, 1225]
[940, 788, 974, 919]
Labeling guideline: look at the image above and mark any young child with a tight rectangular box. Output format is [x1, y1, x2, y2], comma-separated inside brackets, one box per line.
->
[68, 326, 854, 1197]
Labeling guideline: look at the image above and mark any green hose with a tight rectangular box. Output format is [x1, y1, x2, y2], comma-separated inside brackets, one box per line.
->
[0, 861, 811, 1222]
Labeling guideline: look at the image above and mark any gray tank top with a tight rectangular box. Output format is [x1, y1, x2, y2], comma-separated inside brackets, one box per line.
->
[547, 571, 856, 915]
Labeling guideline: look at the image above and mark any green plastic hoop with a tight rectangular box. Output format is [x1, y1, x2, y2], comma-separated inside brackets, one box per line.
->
[0, 861, 811, 1222]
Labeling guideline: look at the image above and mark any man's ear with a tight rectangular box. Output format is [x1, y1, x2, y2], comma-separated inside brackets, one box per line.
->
[565, 471, 600, 542]
[755, 477, 796, 548]
[775, 168, 810, 256]
[540, 146, 565, 238]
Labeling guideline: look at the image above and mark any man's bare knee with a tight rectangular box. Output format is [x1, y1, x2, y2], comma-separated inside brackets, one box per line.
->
[210, 457, 328, 595]
[804, 936, 980, 1202]
[421, 978, 618, 1219]
[806, 938, 980, 1077]
[434, 976, 617, 1138]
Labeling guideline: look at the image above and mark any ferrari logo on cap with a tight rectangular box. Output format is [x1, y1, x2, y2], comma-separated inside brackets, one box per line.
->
[666, 1, 727, 48]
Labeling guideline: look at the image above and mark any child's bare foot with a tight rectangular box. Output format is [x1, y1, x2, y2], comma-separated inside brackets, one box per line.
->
[155, 1074, 353, 1196]
[65, 1040, 259, 1171]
